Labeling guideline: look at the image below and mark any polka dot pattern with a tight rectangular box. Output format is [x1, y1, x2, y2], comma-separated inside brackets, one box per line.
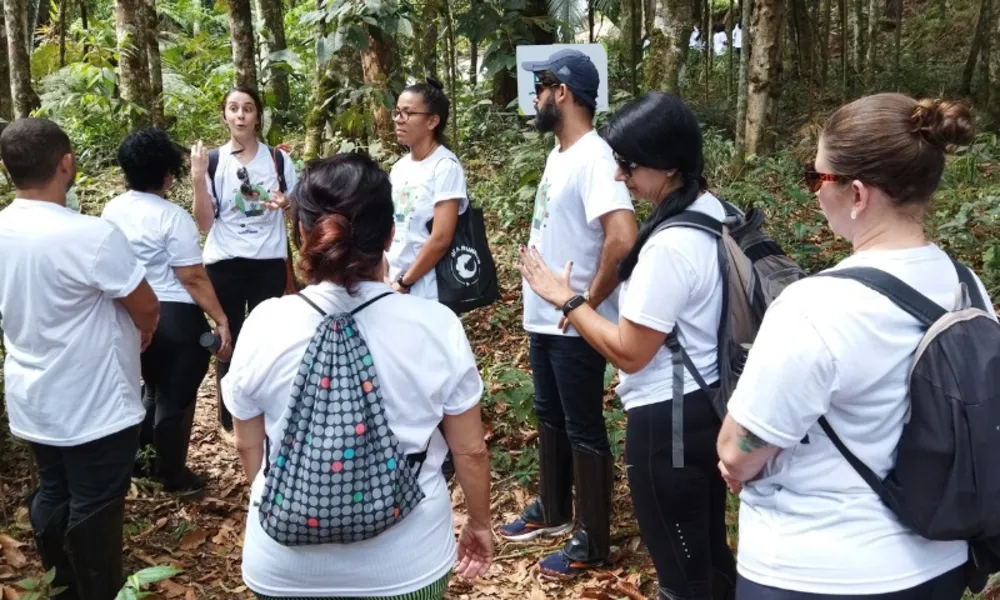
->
[257, 308, 426, 547]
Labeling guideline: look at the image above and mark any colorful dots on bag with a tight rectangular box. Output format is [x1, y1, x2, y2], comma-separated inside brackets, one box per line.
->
[354, 491, 363, 502]
[387, 458, 397, 470]
[345, 327, 354, 337]
[321, 377, 331, 389]
[362, 355, 373, 367]
[308, 518, 319, 528]
[344, 449, 355, 459]
[332, 461, 343, 473]
[276, 456, 286, 468]
[355, 423, 366, 435]
[362, 381, 373, 393]
[394, 507, 401, 519]
[306, 435, 312, 444]
[331, 322, 339, 331]
[275, 493, 284, 504]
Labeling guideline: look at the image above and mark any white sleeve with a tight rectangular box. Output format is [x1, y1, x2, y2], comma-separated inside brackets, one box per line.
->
[580, 153, 634, 225]
[221, 300, 280, 420]
[726, 294, 839, 448]
[165, 212, 204, 267]
[205, 172, 217, 204]
[620, 241, 696, 334]
[91, 226, 146, 299]
[441, 318, 483, 416]
[432, 157, 467, 204]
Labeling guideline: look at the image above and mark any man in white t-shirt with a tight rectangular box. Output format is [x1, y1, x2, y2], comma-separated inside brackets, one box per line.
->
[498, 49, 637, 578]
[0, 118, 160, 599]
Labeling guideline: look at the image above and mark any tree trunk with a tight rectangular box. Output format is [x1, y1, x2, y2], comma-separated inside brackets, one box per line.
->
[892, 0, 901, 79]
[864, 0, 878, 88]
[255, 0, 290, 139]
[851, 0, 863, 82]
[820, 0, 831, 94]
[964, 0, 988, 95]
[977, 0, 993, 106]
[443, 0, 458, 146]
[744, 0, 784, 156]
[304, 0, 328, 159]
[839, 0, 847, 99]
[588, 0, 595, 42]
[790, 0, 814, 82]
[116, 0, 152, 129]
[492, 0, 551, 108]
[360, 30, 394, 143]
[227, 0, 258, 90]
[621, 0, 640, 96]
[469, 38, 478, 86]
[0, 8, 12, 121]
[703, 0, 711, 104]
[646, 0, 696, 94]
[4, 0, 39, 118]
[415, 0, 439, 78]
[80, 0, 90, 55]
[734, 0, 751, 167]
[727, 0, 735, 99]
[58, 0, 67, 66]
[143, 0, 165, 128]
[25, 0, 35, 45]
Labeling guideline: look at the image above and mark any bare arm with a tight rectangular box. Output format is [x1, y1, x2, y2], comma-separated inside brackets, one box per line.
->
[588, 209, 637, 307]
[717, 414, 781, 486]
[174, 264, 233, 360]
[234, 414, 266, 482]
[118, 279, 160, 335]
[190, 141, 216, 234]
[396, 200, 460, 289]
[442, 404, 491, 529]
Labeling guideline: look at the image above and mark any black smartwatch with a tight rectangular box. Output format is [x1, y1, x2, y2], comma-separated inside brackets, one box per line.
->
[395, 273, 412, 291]
[561, 294, 587, 316]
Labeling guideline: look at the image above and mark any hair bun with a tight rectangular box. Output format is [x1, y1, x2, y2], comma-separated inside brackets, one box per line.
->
[425, 76, 444, 91]
[911, 98, 976, 150]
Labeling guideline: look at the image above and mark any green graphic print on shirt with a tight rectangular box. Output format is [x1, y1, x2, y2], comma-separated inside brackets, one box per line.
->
[532, 181, 551, 231]
[233, 184, 270, 218]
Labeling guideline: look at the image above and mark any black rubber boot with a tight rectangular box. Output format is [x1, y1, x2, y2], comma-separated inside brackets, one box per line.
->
[215, 359, 233, 432]
[563, 445, 613, 565]
[27, 492, 79, 600]
[537, 421, 574, 526]
[155, 403, 206, 497]
[711, 567, 736, 600]
[65, 498, 126, 600]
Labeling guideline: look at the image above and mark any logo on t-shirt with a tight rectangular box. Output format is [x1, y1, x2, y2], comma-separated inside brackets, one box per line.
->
[532, 181, 551, 231]
[233, 185, 269, 218]
[446, 245, 481, 287]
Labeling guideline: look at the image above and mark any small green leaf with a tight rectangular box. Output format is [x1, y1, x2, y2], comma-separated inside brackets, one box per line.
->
[43, 567, 57, 585]
[396, 18, 413, 38]
[51, 585, 70, 597]
[131, 565, 183, 587]
[16, 578, 39, 591]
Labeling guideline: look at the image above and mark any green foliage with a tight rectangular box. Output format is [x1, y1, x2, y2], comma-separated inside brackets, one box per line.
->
[16, 568, 69, 600]
[116, 566, 184, 600]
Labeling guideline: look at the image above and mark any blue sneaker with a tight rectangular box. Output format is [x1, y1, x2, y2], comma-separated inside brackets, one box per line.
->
[538, 550, 601, 579]
[498, 500, 575, 542]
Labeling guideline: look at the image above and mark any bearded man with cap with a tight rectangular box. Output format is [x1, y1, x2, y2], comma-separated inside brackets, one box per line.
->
[499, 48, 637, 578]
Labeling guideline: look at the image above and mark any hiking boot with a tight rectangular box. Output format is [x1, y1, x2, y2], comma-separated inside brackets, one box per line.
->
[499, 422, 575, 542]
[154, 403, 206, 498]
[65, 498, 126, 600]
[498, 499, 575, 541]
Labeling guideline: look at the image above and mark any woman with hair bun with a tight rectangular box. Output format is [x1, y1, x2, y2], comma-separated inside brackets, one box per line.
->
[221, 153, 493, 600]
[717, 94, 991, 599]
[387, 76, 468, 301]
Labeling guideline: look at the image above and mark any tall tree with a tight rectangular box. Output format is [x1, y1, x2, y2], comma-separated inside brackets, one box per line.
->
[977, 0, 993, 107]
[744, 0, 784, 156]
[839, 0, 847, 99]
[892, 0, 902, 79]
[116, 0, 152, 129]
[864, 0, 878, 87]
[851, 0, 863, 81]
[4, 0, 39, 118]
[734, 0, 751, 167]
[790, 0, 814, 82]
[360, 29, 395, 143]
[963, 0, 990, 95]
[143, 0, 165, 128]
[491, 0, 552, 108]
[304, 0, 329, 159]
[0, 7, 13, 120]
[621, 0, 641, 96]
[414, 0, 440, 78]
[646, 0, 696, 94]
[256, 0, 290, 138]
[227, 0, 258, 90]
[58, 0, 67, 66]
[819, 0, 831, 94]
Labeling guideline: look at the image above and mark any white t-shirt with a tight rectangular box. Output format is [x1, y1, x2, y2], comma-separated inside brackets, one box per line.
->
[616, 193, 725, 411]
[523, 130, 634, 335]
[221, 281, 482, 597]
[387, 146, 469, 301]
[728, 244, 990, 595]
[102, 190, 203, 304]
[0, 200, 147, 446]
[202, 142, 298, 265]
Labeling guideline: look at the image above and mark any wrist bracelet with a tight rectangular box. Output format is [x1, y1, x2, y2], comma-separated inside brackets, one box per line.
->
[396, 273, 412, 290]
[561, 294, 587, 316]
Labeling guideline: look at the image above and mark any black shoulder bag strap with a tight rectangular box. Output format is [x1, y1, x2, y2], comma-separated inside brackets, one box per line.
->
[208, 148, 221, 219]
[813, 267, 946, 506]
[951, 258, 988, 311]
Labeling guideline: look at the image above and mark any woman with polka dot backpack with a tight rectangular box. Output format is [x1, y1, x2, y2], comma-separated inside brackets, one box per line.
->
[222, 153, 493, 600]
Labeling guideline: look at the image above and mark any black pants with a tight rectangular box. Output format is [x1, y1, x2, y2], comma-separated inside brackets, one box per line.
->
[736, 566, 967, 600]
[206, 257, 286, 427]
[29, 425, 140, 533]
[529, 333, 610, 454]
[626, 391, 736, 600]
[140, 302, 210, 429]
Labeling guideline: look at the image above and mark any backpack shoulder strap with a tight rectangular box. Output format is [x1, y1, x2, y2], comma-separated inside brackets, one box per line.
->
[818, 267, 945, 327]
[952, 258, 988, 311]
[268, 145, 288, 194]
[817, 416, 893, 505]
[208, 148, 220, 218]
[298, 293, 326, 316]
[653, 210, 724, 238]
[351, 292, 393, 315]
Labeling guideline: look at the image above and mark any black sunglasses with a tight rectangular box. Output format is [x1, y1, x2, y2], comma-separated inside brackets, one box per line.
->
[614, 152, 639, 177]
[236, 166, 254, 197]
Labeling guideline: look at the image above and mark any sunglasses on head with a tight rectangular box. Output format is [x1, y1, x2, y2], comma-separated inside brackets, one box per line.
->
[614, 152, 639, 177]
[237, 166, 254, 196]
[803, 163, 846, 193]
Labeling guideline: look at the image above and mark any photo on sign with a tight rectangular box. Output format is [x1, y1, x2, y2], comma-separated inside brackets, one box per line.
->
[516, 44, 610, 116]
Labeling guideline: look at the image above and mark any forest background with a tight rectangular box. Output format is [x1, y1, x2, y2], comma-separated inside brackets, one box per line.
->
[0, 0, 999, 597]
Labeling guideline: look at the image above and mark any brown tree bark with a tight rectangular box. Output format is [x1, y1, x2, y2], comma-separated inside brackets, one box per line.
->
[646, 0, 697, 94]
[820, 0, 831, 95]
[256, 0, 290, 137]
[839, 0, 848, 99]
[892, 0, 901, 79]
[864, 0, 878, 88]
[226, 0, 258, 91]
[116, 0, 152, 129]
[0, 8, 13, 120]
[58, 0, 67, 66]
[744, 0, 784, 156]
[977, 0, 993, 107]
[621, 0, 641, 96]
[361, 30, 395, 143]
[790, 0, 814, 82]
[469, 38, 478, 86]
[304, 0, 328, 159]
[734, 0, 751, 167]
[492, 0, 552, 108]
[143, 0, 165, 128]
[415, 0, 440, 78]
[4, 0, 39, 118]
[851, 0, 863, 82]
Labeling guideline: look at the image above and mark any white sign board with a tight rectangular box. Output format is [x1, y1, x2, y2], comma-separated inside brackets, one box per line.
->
[516, 43, 610, 115]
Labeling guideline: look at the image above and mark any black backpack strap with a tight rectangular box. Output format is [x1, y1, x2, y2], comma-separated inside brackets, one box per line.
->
[208, 148, 220, 219]
[653, 210, 725, 238]
[818, 267, 946, 327]
[817, 416, 893, 506]
[298, 293, 326, 316]
[351, 292, 393, 315]
[267, 145, 288, 194]
[952, 258, 987, 311]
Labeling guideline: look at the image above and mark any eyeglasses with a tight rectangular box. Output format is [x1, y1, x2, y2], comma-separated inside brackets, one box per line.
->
[534, 81, 560, 96]
[803, 163, 844, 193]
[392, 108, 432, 123]
[614, 152, 639, 177]
[236, 166, 254, 197]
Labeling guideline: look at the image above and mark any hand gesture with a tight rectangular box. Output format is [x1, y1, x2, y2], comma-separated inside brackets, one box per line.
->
[266, 189, 291, 212]
[455, 520, 493, 579]
[516, 245, 575, 309]
[191, 140, 209, 180]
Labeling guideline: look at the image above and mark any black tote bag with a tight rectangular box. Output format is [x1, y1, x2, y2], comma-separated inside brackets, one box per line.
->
[428, 203, 500, 315]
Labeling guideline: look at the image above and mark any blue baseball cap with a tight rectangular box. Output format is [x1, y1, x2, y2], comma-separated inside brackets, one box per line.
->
[521, 48, 599, 111]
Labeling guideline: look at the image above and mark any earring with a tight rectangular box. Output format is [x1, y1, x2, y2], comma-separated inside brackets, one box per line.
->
[850, 208, 858, 220]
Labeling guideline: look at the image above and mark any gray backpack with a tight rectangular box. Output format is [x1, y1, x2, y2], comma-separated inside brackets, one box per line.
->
[257, 292, 429, 546]
[654, 201, 806, 467]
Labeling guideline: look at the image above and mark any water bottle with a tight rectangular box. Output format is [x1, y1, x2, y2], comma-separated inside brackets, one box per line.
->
[200, 331, 228, 362]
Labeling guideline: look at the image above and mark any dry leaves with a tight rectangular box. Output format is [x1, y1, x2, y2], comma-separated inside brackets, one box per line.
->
[2, 585, 20, 600]
[0, 536, 26, 570]
[157, 578, 189, 599]
[178, 529, 210, 551]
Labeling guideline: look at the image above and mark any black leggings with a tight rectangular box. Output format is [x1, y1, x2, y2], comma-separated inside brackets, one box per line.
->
[140, 302, 210, 428]
[206, 257, 286, 426]
[626, 391, 736, 600]
[736, 565, 967, 600]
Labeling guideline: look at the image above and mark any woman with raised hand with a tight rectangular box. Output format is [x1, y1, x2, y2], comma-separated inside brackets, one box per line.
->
[518, 92, 736, 599]
[387, 76, 468, 301]
[717, 94, 986, 599]
[102, 128, 232, 496]
[190, 86, 298, 433]
[221, 153, 493, 600]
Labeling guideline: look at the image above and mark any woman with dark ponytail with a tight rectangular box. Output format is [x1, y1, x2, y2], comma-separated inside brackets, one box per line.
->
[386, 76, 469, 301]
[518, 92, 736, 600]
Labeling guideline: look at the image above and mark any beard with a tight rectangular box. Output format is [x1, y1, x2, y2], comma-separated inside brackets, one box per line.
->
[535, 95, 561, 133]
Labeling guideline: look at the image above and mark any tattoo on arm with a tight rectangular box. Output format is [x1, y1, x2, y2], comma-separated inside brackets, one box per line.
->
[738, 429, 771, 453]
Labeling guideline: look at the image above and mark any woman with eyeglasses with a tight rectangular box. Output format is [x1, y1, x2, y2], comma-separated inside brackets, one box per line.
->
[190, 86, 299, 432]
[386, 76, 468, 301]
[518, 91, 736, 599]
[716, 94, 986, 599]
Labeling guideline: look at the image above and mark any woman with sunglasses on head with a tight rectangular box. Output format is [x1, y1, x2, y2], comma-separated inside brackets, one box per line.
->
[386, 76, 468, 301]
[717, 94, 988, 599]
[518, 91, 736, 599]
[190, 86, 299, 432]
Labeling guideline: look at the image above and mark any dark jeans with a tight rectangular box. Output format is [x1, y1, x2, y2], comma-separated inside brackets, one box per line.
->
[736, 565, 967, 600]
[206, 257, 286, 426]
[29, 425, 140, 532]
[528, 333, 610, 455]
[626, 391, 736, 600]
[140, 302, 210, 429]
